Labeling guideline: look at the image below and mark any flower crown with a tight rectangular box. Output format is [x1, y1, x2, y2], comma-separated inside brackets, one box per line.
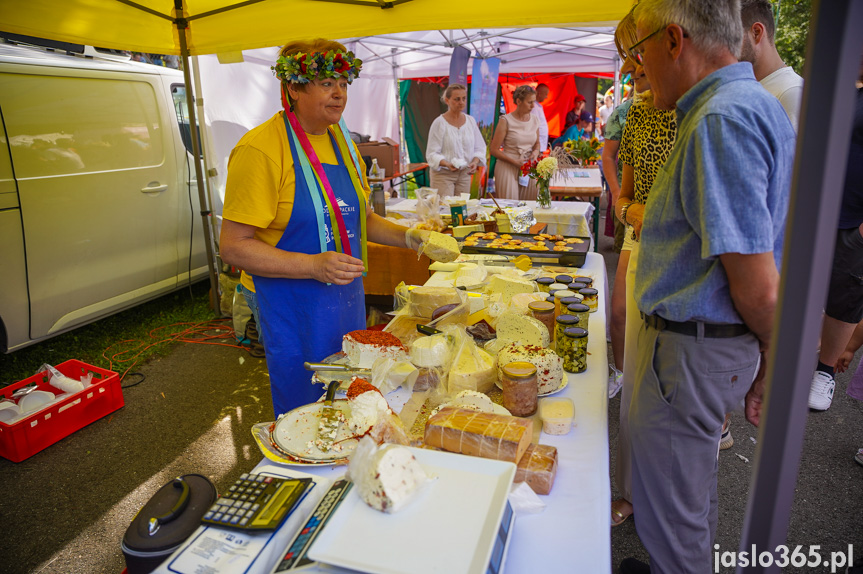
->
[272, 50, 363, 84]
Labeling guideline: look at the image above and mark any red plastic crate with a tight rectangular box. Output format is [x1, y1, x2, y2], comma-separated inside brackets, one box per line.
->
[0, 360, 124, 462]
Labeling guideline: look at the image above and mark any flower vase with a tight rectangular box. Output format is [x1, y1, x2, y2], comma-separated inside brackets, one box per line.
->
[536, 179, 552, 209]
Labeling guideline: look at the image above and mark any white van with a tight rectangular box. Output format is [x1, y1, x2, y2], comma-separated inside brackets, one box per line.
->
[0, 41, 208, 353]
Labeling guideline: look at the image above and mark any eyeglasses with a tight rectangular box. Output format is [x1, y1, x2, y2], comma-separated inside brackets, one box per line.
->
[628, 25, 665, 65]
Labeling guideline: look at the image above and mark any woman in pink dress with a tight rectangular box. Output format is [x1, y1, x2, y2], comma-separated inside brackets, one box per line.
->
[490, 85, 540, 200]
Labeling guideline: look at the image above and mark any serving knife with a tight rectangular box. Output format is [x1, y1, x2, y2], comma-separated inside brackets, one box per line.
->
[304, 362, 370, 374]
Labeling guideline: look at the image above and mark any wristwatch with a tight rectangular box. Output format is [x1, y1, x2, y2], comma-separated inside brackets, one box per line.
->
[619, 201, 632, 225]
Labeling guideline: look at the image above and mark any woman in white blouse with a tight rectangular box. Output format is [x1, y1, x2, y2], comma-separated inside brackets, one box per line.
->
[425, 84, 487, 197]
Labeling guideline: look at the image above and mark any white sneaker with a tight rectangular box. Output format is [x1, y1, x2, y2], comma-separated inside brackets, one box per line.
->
[608, 368, 623, 399]
[808, 371, 835, 410]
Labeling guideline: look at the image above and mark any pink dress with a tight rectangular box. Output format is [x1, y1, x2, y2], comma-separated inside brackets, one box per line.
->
[494, 112, 539, 200]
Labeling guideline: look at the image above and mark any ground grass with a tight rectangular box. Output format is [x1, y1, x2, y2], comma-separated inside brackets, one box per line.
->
[1, 281, 218, 387]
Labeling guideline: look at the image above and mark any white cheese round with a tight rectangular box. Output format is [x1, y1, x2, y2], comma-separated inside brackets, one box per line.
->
[409, 334, 450, 368]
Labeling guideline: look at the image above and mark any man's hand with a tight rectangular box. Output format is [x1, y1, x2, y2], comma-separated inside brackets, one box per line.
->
[835, 349, 855, 374]
[626, 202, 646, 239]
[405, 227, 431, 252]
[745, 352, 768, 426]
[310, 251, 364, 285]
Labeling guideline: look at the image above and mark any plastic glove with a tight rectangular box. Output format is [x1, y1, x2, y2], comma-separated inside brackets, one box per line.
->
[405, 227, 431, 252]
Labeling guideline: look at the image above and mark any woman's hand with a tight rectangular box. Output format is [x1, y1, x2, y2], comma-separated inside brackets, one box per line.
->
[468, 159, 480, 174]
[440, 160, 459, 172]
[529, 149, 540, 162]
[835, 349, 855, 374]
[626, 202, 646, 239]
[309, 251, 364, 285]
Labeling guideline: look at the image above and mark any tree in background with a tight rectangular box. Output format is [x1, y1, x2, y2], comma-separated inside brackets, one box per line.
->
[774, 0, 811, 76]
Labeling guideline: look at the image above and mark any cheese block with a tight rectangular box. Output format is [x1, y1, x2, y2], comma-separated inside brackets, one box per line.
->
[454, 263, 488, 289]
[343, 330, 408, 368]
[409, 334, 451, 368]
[448, 345, 496, 394]
[424, 407, 533, 463]
[487, 274, 536, 303]
[498, 343, 564, 394]
[354, 444, 427, 513]
[496, 313, 551, 348]
[510, 292, 547, 314]
[514, 444, 558, 495]
[422, 232, 460, 263]
[409, 286, 462, 319]
[539, 397, 574, 435]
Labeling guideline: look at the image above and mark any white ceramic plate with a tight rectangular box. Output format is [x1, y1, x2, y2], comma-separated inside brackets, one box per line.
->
[271, 399, 358, 462]
[496, 371, 569, 397]
[308, 447, 516, 574]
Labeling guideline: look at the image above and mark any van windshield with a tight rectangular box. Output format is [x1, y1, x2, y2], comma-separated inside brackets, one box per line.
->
[171, 85, 202, 158]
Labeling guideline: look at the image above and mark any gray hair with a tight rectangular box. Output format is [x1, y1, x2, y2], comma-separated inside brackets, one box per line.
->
[512, 84, 536, 103]
[634, 0, 743, 59]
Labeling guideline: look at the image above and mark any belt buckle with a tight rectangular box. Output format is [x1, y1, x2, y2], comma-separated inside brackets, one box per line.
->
[654, 315, 667, 331]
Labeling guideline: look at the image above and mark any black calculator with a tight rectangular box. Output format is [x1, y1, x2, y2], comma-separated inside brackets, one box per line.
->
[202, 473, 313, 531]
[271, 479, 354, 572]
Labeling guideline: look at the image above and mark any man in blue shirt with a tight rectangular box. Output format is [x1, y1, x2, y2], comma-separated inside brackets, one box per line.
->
[618, 1, 795, 573]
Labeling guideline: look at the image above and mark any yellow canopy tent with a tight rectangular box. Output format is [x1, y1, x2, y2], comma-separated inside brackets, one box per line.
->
[0, 0, 632, 309]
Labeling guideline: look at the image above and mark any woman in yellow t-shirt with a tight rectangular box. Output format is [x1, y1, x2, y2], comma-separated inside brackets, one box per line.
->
[220, 38, 431, 416]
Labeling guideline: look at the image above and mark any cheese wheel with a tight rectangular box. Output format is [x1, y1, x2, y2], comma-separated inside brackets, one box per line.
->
[409, 286, 462, 318]
[409, 334, 450, 368]
[496, 314, 551, 348]
[498, 343, 563, 394]
[487, 275, 536, 302]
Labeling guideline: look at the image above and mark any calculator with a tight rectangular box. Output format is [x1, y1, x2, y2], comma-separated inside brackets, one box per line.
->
[270, 479, 354, 572]
[201, 473, 313, 531]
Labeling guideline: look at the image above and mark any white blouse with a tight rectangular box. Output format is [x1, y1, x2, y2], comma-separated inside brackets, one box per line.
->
[425, 114, 487, 172]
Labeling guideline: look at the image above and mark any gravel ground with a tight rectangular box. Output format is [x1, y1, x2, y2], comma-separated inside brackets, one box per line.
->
[1, 200, 861, 574]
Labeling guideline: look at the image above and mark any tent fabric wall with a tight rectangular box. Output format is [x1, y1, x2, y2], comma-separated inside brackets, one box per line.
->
[401, 80, 446, 164]
[501, 74, 578, 139]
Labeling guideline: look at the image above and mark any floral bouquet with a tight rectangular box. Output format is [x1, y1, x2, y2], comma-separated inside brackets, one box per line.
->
[520, 156, 558, 208]
[563, 136, 602, 166]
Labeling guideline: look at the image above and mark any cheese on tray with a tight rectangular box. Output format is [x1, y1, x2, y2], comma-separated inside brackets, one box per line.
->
[514, 444, 558, 495]
[496, 313, 551, 348]
[448, 345, 496, 394]
[424, 407, 533, 463]
[409, 286, 462, 319]
[353, 443, 427, 513]
[498, 343, 564, 394]
[487, 274, 536, 302]
[409, 334, 451, 368]
[343, 330, 408, 369]
[422, 232, 460, 263]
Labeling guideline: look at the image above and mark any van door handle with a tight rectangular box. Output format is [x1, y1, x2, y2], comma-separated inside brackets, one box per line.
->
[141, 183, 168, 194]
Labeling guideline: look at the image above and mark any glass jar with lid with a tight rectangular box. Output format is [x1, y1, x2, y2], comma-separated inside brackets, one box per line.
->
[553, 289, 576, 317]
[579, 287, 599, 312]
[566, 302, 590, 329]
[573, 276, 593, 287]
[536, 277, 555, 293]
[554, 314, 578, 351]
[569, 281, 588, 293]
[560, 327, 588, 373]
[501, 361, 538, 416]
[554, 274, 573, 286]
[528, 301, 556, 341]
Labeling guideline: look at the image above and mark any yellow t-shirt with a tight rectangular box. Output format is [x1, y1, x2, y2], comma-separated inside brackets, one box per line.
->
[223, 112, 369, 292]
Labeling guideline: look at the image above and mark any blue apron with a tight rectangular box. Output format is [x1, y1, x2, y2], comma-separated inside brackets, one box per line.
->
[253, 119, 365, 416]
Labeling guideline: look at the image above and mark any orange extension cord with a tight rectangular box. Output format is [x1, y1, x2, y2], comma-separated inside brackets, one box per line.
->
[101, 319, 250, 384]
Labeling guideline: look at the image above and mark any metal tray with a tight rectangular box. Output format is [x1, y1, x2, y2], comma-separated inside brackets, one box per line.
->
[459, 231, 589, 268]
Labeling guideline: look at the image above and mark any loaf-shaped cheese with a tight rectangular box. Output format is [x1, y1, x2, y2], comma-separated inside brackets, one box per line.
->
[514, 444, 558, 495]
[424, 407, 533, 463]
[409, 286, 462, 319]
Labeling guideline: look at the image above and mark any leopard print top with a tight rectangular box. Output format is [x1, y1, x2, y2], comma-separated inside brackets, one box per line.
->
[619, 98, 677, 206]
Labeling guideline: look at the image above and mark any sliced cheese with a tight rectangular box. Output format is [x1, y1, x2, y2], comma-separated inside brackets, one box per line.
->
[496, 313, 551, 348]
[454, 263, 488, 289]
[487, 274, 536, 303]
[423, 232, 460, 263]
[448, 345, 496, 394]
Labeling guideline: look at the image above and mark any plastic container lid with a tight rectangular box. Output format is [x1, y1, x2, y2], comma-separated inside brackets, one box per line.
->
[578, 287, 599, 297]
[554, 274, 573, 285]
[502, 361, 538, 379]
[563, 326, 588, 338]
[556, 314, 578, 326]
[528, 301, 555, 313]
[567, 303, 590, 314]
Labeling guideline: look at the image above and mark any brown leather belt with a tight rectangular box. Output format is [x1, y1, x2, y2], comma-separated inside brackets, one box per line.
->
[642, 313, 750, 338]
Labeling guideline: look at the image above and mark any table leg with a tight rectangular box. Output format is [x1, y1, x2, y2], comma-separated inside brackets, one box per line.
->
[592, 197, 600, 252]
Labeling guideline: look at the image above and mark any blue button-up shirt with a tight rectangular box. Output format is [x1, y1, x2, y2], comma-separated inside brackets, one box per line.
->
[634, 62, 795, 324]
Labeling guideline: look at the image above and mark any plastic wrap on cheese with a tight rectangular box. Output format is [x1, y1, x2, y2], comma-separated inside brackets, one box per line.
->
[408, 286, 463, 319]
[514, 443, 558, 495]
[423, 407, 533, 463]
[420, 231, 460, 263]
[446, 327, 496, 394]
[348, 437, 429, 513]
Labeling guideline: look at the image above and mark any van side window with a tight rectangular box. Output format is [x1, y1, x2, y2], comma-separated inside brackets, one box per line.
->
[0, 74, 163, 177]
[171, 84, 201, 157]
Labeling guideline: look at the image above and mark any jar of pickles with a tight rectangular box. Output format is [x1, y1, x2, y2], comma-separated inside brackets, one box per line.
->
[528, 301, 556, 341]
[555, 314, 578, 351]
[570, 282, 588, 293]
[536, 277, 555, 293]
[501, 361, 538, 416]
[579, 287, 599, 312]
[554, 274, 573, 287]
[573, 276, 593, 287]
[559, 295, 583, 311]
[560, 327, 588, 373]
[566, 302, 590, 329]
[553, 289, 576, 317]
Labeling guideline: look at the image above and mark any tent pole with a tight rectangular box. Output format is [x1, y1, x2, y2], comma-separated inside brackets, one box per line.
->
[737, 1, 862, 571]
[175, 11, 220, 313]
[190, 55, 220, 244]
[612, 53, 620, 106]
[392, 48, 407, 195]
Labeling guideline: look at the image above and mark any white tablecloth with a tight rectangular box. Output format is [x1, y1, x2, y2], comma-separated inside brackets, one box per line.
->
[385, 197, 594, 240]
[231, 252, 611, 574]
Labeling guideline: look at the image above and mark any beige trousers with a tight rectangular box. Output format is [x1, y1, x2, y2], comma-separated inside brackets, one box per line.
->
[430, 168, 472, 197]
